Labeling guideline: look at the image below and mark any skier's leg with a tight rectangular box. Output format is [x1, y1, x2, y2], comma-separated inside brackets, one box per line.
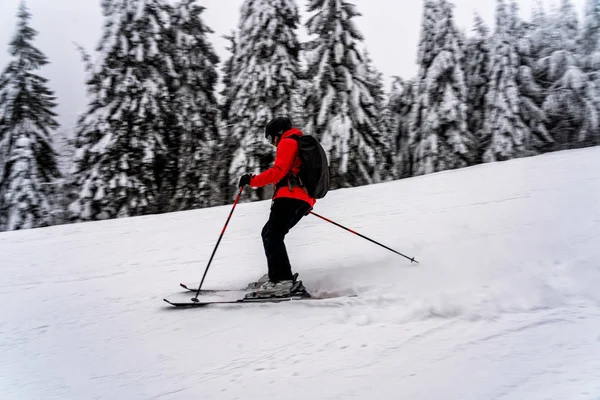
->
[261, 201, 294, 282]
[261, 198, 311, 283]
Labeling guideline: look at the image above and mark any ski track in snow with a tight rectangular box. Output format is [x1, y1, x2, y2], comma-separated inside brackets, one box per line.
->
[2, 148, 600, 399]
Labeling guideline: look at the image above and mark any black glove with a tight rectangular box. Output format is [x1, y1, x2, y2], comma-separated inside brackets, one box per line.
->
[238, 174, 252, 188]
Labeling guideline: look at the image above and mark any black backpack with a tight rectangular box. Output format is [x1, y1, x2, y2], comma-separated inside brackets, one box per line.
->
[279, 135, 330, 199]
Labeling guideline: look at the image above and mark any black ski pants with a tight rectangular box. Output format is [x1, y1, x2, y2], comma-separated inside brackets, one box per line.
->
[261, 198, 312, 282]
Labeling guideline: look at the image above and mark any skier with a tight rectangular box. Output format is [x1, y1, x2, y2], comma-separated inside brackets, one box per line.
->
[238, 116, 316, 298]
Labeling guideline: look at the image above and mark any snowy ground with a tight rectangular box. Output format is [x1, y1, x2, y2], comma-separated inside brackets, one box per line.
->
[2, 147, 600, 400]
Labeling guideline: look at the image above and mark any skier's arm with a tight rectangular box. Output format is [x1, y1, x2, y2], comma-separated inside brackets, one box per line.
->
[249, 138, 297, 187]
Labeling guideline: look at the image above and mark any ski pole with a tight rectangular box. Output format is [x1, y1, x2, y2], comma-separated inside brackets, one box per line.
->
[309, 211, 419, 264]
[192, 187, 244, 302]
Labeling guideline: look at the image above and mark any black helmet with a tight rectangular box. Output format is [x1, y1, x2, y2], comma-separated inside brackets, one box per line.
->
[265, 116, 292, 144]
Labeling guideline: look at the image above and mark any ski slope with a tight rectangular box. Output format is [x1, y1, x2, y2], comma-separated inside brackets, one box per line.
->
[2, 147, 600, 400]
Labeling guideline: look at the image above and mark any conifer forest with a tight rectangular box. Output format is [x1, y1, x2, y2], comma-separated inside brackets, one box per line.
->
[1, 0, 599, 231]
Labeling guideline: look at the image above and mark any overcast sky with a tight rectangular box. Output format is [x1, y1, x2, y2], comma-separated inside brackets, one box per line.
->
[0, 0, 587, 135]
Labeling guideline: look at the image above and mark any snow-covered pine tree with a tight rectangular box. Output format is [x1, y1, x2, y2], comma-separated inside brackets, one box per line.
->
[579, 0, 600, 146]
[163, 0, 221, 211]
[415, 0, 439, 78]
[69, 0, 172, 221]
[455, 26, 468, 78]
[523, 2, 552, 60]
[395, 0, 439, 178]
[464, 13, 490, 162]
[304, 0, 384, 188]
[294, 74, 313, 128]
[513, 1, 553, 154]
[482, 0, 537, 162]
[539, 0, 599, 147]
[580, 0, 600, 58]
[219, 31, 238, 124]
[0, 3, 61, 231]
[292, 32, 311, 129]
[212, 31, 240, 204]
[362, 50, 386, 131]
[362, 50, 392, 182]
[407, 0, 474, 175]
[225, 0, 301, 201]
[387, 77, 416, 178]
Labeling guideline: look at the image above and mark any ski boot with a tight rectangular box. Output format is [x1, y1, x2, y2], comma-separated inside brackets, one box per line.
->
[245, 273, 309, 299]
[246, 273, 269, 290]
[246, 272, 301, 290]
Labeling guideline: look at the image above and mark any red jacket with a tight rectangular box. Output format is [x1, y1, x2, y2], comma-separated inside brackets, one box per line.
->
[249, 128, 317, 208]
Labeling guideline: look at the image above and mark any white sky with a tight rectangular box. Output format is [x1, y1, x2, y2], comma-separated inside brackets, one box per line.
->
[0, 0, 587, 135]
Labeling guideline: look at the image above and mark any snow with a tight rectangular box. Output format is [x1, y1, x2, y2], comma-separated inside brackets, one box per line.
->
[2, 147, 600, 399]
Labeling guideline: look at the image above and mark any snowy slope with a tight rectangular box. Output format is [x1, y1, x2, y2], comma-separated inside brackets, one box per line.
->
[2, 147, 600, 400]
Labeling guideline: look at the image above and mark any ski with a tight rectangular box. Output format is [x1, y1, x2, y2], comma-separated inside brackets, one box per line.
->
[179, 282, 246, 293]
[164, 293, 312, 308]
[163, 292, 355, 308]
